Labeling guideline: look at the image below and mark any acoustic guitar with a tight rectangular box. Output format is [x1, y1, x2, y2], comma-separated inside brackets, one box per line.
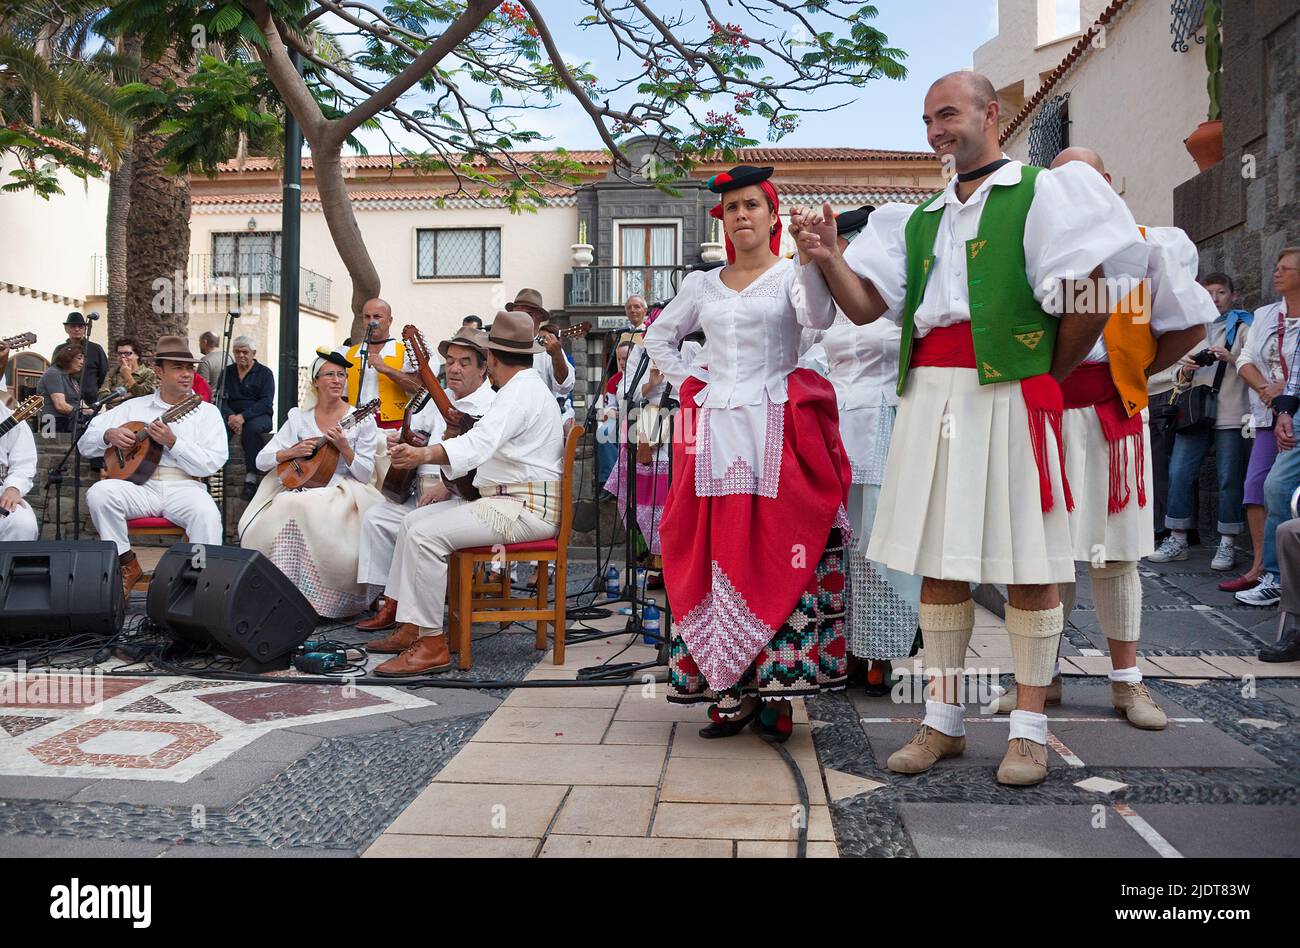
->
[0, 332, 37, 353]
[402, 325, 480, 501]
[103, 393, 204, 485]
[276, 398, 381, 490]
[0, 395, 43, 518]
[536, 321, 592, 345]
[380, 389, 432, 503]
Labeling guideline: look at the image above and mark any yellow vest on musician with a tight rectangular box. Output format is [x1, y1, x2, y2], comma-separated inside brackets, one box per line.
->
[1102, 226, 1157, 417]
[344, 342, 410, 423]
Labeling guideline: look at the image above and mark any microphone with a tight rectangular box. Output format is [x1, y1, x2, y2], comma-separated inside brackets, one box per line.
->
[227, 309, 241, 323]
[87, 311, 101, 321]
[88, 386, 129, 410]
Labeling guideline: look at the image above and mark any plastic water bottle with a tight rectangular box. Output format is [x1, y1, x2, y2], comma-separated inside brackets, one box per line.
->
[635, 566, 647, 598]
[643, 602, 660, 646]
[605, 566, 620, 598]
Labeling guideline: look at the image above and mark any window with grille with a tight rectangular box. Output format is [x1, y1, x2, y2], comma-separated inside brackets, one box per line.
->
[415, 228, 502, 279]
[1027, 93, 1071, 168]
[212, 232, 282, 275]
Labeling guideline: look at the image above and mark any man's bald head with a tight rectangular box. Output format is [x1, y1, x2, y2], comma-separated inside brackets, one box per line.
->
[929, 71, 998, 110]
[361, 298, 393, 339]
[1049, 146, 1112, 186]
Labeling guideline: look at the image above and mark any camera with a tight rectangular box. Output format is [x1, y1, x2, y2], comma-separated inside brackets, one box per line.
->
[1191, 349, 1219, 367]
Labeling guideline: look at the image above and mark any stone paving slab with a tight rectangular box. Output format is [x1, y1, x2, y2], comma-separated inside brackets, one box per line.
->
[469, 706, 616, 744]
[433, 741, 667, 786]
[363, 834, 540, 858]
[385, 782, 568, 838]
[898, 804, 1158, 858]
[651, 802, 836, 841]
[0, 836, 173, 858]
[1126, 804, 1300, 858]
[659, 756, 827, 806]
[537, 834, 732, 858]
[552, 786, 657, 837]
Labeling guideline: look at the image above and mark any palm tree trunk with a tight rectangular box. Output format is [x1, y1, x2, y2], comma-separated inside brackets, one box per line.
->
[124, 44, 191, 353]
[106, 36, 140, 346]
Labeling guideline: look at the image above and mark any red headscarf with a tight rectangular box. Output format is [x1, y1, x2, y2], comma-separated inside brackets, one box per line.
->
[709, 179, 782, 264]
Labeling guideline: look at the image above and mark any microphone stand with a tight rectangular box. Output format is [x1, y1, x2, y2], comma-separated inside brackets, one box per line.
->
[215, 310, 239, 543]
[47, 392, 115, 540]
[617, 348, 653, 637]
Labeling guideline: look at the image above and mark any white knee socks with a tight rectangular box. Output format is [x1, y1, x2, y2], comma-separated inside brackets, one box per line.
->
[1090, 560, 1142, 643]
[1006, 603, 1063, 687]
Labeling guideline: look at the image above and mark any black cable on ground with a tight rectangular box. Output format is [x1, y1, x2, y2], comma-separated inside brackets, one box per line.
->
[769, 741, 810, 859]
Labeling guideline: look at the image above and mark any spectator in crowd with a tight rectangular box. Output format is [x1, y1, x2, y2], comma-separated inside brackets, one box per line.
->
[597, 340, 631, 494]
[52, 312, 108, 404]
[1239, 247, 1300, 607]
[220, 335, 276, 500]
[99, 337, 159, 400]
[1262, 517, 1300, 661]
[461, 315, 484, 330]
[1150, 272, 1253, 569]
[623, 295, 648, 331]
[37, 342, 92, 433]
[197, 331, 232, 391]
[1147, 364, 1182, 545]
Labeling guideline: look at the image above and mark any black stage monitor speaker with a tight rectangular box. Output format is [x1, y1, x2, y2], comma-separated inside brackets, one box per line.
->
[0, 541, 125, 640]
[146, 544, 315, 669]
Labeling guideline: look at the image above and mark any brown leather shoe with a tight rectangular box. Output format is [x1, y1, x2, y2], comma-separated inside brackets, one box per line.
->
[996, 737, 1049, 786]
[356, 597, 398, 632]
[120, 552, 142, 601]
[366, 622, 419, 654]
[374, 633, 452, 677]
[886, 724, 966, 774]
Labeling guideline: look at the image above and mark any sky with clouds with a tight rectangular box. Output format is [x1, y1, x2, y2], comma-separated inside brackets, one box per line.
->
[338, 0, 1002, 158]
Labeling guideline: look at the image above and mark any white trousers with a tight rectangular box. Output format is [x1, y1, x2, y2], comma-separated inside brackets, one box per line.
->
[357, 495, 416, 587]
[388, 496, 556, 630]
[86, 478, 222, 554]
[0, 502, 38, 541]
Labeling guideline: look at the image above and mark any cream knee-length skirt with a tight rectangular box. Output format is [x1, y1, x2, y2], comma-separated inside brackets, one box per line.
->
[1062, 405, 1154, 564]
[865, 366, 1076, 585]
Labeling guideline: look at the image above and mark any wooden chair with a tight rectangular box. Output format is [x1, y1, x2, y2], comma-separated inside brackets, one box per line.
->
[446, 426, 582, 670]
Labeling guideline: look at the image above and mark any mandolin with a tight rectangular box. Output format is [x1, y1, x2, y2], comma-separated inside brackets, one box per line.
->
[0, 396, 43, 518]
[103, 393, 204, 484]
[0, 332, 37, 353]
[380, 389, 432, 503]
[276, 398, 380, 490]
[402, 325, 480, 501]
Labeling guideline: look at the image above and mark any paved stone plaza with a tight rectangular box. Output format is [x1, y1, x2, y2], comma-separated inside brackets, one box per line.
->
[0, 543, 1296, 858]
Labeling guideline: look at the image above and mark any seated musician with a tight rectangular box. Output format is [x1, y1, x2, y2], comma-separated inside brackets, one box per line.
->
[238, 349, 383, 619]
[504, 289, 575, 426]
[356, 327, 497, 646]
[79, 336, 227, 598]
[372, 310, 565, 676]
[0, 397, 39, 541]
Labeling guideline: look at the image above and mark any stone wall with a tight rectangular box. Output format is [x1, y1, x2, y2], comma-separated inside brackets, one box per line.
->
[1173, 2, 1299, 306]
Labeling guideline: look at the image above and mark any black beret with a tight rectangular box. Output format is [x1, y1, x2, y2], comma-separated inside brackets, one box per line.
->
[836, 205, 876, 237]
[706, 165, 774, 194]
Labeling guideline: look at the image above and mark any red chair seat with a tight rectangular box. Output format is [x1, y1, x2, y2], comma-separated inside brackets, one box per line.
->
[127, 517, 183, 530]
[461, 539, 558, 555]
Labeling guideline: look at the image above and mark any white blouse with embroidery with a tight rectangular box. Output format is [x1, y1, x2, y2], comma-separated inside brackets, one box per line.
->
[256, 406, 380, 487]
[645, 257, 836, 497]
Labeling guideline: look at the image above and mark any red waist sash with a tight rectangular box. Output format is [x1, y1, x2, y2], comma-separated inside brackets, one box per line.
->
[1061, 362, 1146, 514]
[911, 323, 1072, 514]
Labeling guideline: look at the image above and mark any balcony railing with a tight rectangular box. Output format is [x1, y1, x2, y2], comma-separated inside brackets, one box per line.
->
[565, 265, 687, 309]
[91, 253, 332, 314]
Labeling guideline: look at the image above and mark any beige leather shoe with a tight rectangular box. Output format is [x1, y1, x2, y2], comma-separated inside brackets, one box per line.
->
[1111, 680, 1168, 730]
[886, 724, 966, 774]
[996, 737, 1048, 786]
[992, 675, 1063, 714]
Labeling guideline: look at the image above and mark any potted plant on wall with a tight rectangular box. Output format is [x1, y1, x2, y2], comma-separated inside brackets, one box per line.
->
[1185, 0, 1224, 171]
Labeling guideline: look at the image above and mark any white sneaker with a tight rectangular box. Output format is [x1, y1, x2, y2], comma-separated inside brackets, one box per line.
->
[1236, 573, 1281, 607]
[1211, 537, 1237, 572]
[1147, 534, 1189, 563]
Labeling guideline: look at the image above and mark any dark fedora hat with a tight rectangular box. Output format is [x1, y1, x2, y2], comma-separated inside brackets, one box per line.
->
[504, 288, 550, 321]
[482, 310, 543, 355]
[64, 312, 87, 326]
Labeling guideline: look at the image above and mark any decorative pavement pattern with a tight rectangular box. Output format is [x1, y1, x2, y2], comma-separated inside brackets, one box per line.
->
[0, 545, 1297, 857]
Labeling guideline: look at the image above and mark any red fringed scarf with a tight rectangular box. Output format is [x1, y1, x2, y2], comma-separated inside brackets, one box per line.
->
[1061, 362, 1147, 513]
[709, 180, 783, 264]
[912, 324, 1073, 513]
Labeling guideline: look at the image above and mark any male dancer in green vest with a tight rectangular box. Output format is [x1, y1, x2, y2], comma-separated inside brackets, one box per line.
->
[794, 72, 1148, 786]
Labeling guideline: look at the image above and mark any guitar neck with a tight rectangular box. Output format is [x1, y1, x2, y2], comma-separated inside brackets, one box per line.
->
[0, 417, 15, 439]
[406, 338, 456, 423]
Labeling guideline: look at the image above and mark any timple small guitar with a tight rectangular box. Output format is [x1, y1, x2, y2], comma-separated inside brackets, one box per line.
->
[380, 389, 433, 502]
[102, 393, 203, 485]
[0, 396, 43, 518]
[276, 398, 381, 490]
[535, 321, 592, 346]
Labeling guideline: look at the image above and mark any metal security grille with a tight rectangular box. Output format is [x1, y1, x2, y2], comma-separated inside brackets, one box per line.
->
[1027, 93, 1071, 168]
[416, 228, 501, 278]
[1170, 0, 1207, 53]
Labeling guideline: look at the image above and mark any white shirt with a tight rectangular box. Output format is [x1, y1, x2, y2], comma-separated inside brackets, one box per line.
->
[256, 405, 381, 486]
[441, 368, 564, 487]
[79, 392, 228, 477]
[334, 339, 420, 408]
[840, 159, 1149, 339]
[645, 257, 836, 497]
[1237, 300, 1298, 428]
[0, 402, 37, 496]
[407, 380, 497, 477]
[1082, 225, 1217, 363]
[533, 350, 576, 423]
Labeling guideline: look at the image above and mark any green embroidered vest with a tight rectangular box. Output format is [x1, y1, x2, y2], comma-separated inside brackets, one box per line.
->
[896, 165, 1054, 395]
